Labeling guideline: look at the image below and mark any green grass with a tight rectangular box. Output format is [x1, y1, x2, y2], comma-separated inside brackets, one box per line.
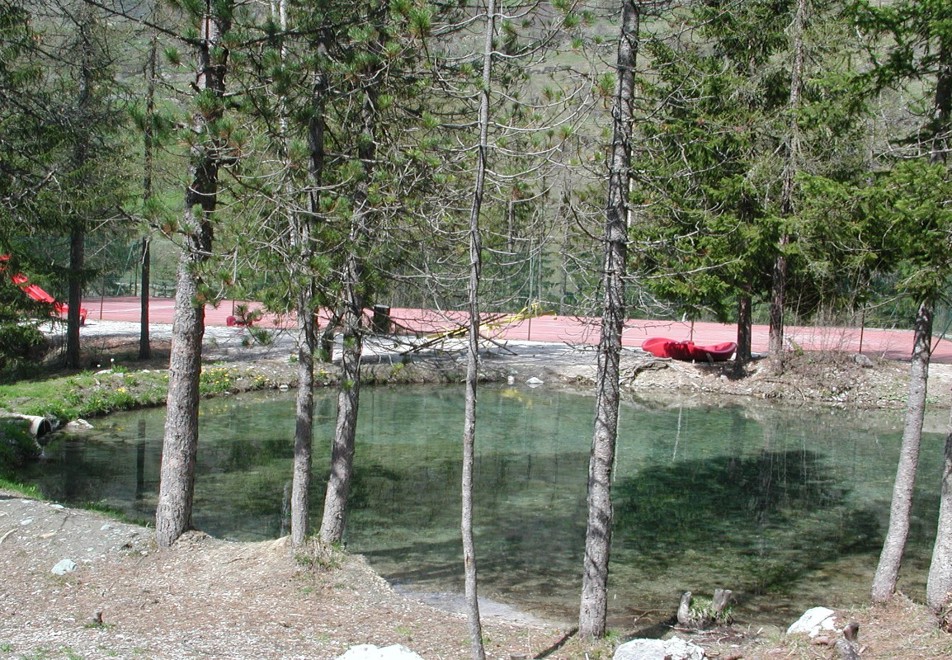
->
[0, 370, 169, 420]
[0, 479, 40, 498]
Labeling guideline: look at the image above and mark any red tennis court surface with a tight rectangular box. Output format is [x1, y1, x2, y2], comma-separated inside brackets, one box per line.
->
[82, 296, 952, 364]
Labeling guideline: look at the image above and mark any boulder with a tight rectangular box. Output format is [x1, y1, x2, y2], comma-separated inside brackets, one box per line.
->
[336, 644, 423, 660]
[613, 636, 706, 660]
[786, 606, 837, 637]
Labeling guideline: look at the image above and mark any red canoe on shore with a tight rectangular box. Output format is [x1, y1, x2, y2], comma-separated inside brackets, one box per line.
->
[642, 337, 737, 363]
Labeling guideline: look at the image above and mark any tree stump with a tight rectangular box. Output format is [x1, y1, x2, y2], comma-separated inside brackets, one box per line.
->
[676, 589, 733, 628]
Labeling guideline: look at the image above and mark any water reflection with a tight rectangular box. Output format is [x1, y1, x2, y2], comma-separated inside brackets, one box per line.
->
[21, 385, 942, 629]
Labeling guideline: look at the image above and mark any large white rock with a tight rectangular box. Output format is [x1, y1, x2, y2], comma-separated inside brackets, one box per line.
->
[51, 559, 77, 576]
[336, 644, 423, 660]
[786, 606, 837, 637]
[613, 636, 706, 660]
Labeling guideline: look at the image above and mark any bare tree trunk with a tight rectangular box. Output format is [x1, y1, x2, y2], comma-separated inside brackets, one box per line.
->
[579, 0, 638, 640]
[289, 43, 327, 547]
[319, 279, 362, 543]
[736, 292, 752, 364]
[139, 33, 157, 361]
[139, 237, 151, 360]
[872, 299, 932, 601]
[290, 282, 315, 545]
[458, 2, 495, 657]
[156, 246, 206, 546]
[65, 9, 95, 370]
[926, 44, 952, 617]
[767, 243, 787, 355]
[927, 408, 952, 613]
[66, 226, 84, 368]
[319, 70, 377, 543]
[768, 0, 806, 357]
[155, 5, 231, 548]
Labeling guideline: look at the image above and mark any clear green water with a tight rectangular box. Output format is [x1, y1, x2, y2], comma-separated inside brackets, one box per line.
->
[20, 385, 943, 630]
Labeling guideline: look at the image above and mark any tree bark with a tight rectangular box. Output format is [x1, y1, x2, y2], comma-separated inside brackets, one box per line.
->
[926, 40, 952, 616]
[579, 0, 638, 640]
[289, 36, 326, 547]
[290, 282, 315, 546]
[872, 299, 932, 601]
[155, 246, 206, 546]
[65, 8, 96, 370]
[139, 237, 151, 360]
[66, 225, 84, 368]
[736, 292, 752, 364]
[318, 287, 362, 543]
[139, 34, 157, 361]
[319, 68, 378, 543]
[768, 0, 806, 357]
[458, 2, 495, 657]
[927, 409, 952, 613]
[155, 5, 231, 548]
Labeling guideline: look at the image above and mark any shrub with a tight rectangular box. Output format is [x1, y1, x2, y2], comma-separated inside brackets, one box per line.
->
[0, 418, 41, 478]
[0, 323, 48, 370]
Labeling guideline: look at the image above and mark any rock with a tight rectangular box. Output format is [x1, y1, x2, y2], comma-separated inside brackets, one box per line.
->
[613, 636, 706, 660]
[65, 419, 94, 431]
[853, 353, 874, 368]
[51, 559, 77, 576]
[526, 376, 544, 386]
[336, 644, 423, 660]
[787, 606, 836, 637]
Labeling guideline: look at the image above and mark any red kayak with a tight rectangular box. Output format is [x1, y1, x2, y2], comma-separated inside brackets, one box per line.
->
[641, 337, 736, 362]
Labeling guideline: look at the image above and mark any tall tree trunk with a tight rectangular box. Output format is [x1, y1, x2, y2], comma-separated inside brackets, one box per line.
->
[925, 40, 951, 615]
[155, 5, 231, 548]
[319, 37, 379, 542]
[139, 237, 151, 360]
[579, 0, 638, 639]
[66, 226, 84, 368]
[65, 9, 95, 370]
[290, 280, 315, 546]
[139, 33, 157, 361]
[156, 245, 206, 545]
[319, 272, 362, 543]
[736, 292, 752, 364]
[286, 2, 324, 548]
[458, 2, 495, 657]
[872, 299, 932, 601]
[768, 0, 806, 357]
[927, 409, 952, 613]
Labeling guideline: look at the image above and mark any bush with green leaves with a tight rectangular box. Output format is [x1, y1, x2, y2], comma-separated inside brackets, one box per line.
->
[0, 418, 41, 478]
[0, 323, 47, 371]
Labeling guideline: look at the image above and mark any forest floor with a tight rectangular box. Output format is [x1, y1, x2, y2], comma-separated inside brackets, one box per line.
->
[2, 322, 952, 659]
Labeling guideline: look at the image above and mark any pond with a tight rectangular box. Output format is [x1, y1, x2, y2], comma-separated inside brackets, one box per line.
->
[19, 384, 944, 630]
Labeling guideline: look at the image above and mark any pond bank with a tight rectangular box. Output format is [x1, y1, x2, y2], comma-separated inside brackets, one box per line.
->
[3, 322, 952, 658]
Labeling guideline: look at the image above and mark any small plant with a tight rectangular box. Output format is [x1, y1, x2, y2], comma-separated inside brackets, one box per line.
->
[231, 303, 263, 327]
[199, 366, 239, 396]
[247, 326, 274, 346]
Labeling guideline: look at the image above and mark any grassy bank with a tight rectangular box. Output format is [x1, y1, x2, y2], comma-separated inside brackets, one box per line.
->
[0, 363, 279, 422]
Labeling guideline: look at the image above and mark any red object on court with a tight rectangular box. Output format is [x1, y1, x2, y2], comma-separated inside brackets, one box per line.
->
[642, 337, 736, 362]
[1, 255, 87, 324]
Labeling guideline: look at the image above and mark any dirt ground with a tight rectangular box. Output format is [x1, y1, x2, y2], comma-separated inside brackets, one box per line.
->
[4, 326, 952, 659]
